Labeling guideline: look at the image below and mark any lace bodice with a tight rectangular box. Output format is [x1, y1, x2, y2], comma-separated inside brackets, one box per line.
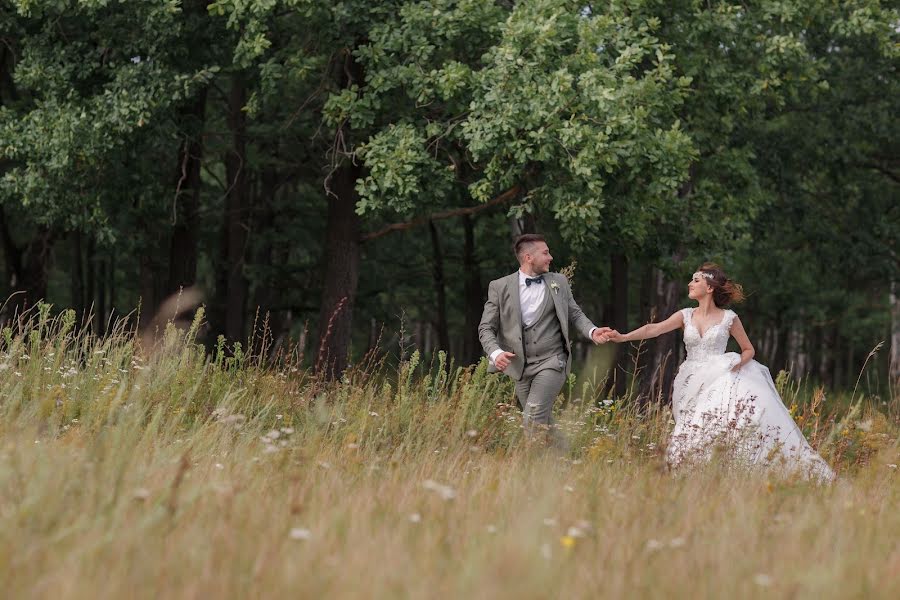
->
[681, 307, 737, 363]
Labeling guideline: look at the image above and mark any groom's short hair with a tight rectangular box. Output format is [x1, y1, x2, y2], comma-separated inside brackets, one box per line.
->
[514, 233, 546, 261]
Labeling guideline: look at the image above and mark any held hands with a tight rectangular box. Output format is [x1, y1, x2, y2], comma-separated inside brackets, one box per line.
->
[604, 330, 625, 343]
[494, 351, 516, 371]
[591, 327, 620, 344]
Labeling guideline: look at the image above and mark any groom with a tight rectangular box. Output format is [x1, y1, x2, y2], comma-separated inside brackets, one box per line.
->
[478, 234, 613, 434]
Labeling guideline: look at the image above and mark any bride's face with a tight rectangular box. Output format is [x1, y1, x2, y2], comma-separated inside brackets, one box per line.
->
[687, 272, 712, 300]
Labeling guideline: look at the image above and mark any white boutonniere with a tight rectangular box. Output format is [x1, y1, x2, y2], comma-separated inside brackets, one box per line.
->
[550, 281, 560, 294]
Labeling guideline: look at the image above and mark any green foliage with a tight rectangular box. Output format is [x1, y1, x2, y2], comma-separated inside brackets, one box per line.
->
[0, 0, 896, 387]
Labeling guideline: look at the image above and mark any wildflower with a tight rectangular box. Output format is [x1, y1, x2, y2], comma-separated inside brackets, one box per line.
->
[408, 513, 422, 524]
[276, 414, 283, 420]
[887, 464, 897, 469]
[289, 528, 312, 541]
[560, 535, 576, 549]
[422, 479, 456, 501]
[566, 526, 586, 538]
[564, 485, 574, 493]
[369, 411, 380, 417]
[543, 517, 558, 527]
[221, 414, 246, 426]
[133, 488, 151, 501]
[486, 524, 498, 534]
[669, 537, 686, 548]
[540, 543, 552, 560]
[645, 539, 665, 551]
[753, 574, 773, 587]
[215, 463, 224, 470]
[466, 429, 478, 438]
[280, 427, 294, 434]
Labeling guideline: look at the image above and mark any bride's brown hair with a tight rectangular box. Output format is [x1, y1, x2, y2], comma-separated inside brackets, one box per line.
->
[698, 263, 745, 307]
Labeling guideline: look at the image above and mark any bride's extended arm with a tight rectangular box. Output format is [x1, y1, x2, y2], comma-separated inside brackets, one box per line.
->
[729, 316, 755, 370]
[612, 311, 684, 343]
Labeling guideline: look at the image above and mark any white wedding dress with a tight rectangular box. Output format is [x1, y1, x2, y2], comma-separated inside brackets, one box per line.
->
[666, 308, 835, 482]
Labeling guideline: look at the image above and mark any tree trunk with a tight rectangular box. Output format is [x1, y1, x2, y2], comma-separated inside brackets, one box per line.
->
[0, 207, 23, 297]
[108, 251, 116, 325]
[138, 229, 165, 328]
[638, 266, 682, 405]
[845, 343, 855, 387]
[787, 319, 807, 378]
[462, 214, 484, 365]
[0, 211, 56, 319]
[509, 213, 536, 239]
[85, 236, 97, 332]
[605, 253, 629, 398]
[818, 325, 836, 389]
[428, 220, 450, 356]
[96, 255, 107, 335]
[315, 163, 362, 378]
[167, 89, 207, 295]
[15, 228, 55, 316]
[70, 231, 85, 320]
[891, 281, 900, 386]
[218, 75, 250, 343]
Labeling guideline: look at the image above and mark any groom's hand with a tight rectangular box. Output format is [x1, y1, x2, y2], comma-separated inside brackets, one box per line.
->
[591, 327, 613, 344]
[494, 351, 516, 371]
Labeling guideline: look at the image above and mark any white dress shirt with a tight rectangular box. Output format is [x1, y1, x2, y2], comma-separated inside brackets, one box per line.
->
[489, 270, 596, 364]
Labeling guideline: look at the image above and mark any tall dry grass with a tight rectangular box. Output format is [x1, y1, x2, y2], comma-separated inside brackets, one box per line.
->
[0, 305, 897, 599]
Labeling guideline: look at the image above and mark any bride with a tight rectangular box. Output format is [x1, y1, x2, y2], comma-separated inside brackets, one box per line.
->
[606, 263, 835, 482]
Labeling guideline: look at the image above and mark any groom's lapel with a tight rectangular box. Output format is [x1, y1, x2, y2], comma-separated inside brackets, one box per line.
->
[506, 273, 523, 334]
[548, 273, 568, 336]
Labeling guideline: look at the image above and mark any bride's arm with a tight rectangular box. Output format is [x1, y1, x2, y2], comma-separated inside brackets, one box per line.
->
[729, 316, 755, 370]
[610, 311, 684, 343]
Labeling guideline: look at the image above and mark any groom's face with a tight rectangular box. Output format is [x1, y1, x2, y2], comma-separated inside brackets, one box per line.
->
[524, 242, 553, 274]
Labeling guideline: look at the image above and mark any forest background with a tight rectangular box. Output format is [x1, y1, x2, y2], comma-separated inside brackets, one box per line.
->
[1, 0, 898, 400]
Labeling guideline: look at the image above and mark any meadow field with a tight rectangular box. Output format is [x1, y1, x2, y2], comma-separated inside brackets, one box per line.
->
[0, 306, 897, 599]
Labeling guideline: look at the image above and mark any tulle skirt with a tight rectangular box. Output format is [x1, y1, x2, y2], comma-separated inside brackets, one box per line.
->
[667, 352, 835, 482]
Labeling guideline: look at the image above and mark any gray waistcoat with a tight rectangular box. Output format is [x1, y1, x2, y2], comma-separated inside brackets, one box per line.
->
[522, 288, 567, 377]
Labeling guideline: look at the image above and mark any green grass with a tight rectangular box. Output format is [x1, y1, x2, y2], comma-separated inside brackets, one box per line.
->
[0, 306, 897, 598]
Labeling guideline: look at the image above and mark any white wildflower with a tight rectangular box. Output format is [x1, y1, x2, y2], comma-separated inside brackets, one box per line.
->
[540, 543, 552, 560]
[422, 479, 456, 501]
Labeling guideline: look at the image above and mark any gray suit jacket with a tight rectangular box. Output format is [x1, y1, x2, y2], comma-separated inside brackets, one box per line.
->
[478, 271, 596, 381]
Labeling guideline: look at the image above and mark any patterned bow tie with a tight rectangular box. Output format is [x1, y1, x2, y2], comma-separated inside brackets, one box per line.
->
[525, 276, 544, 286]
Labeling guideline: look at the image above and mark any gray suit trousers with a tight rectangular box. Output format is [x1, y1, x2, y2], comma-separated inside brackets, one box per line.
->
[515, 355, 567, 430]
